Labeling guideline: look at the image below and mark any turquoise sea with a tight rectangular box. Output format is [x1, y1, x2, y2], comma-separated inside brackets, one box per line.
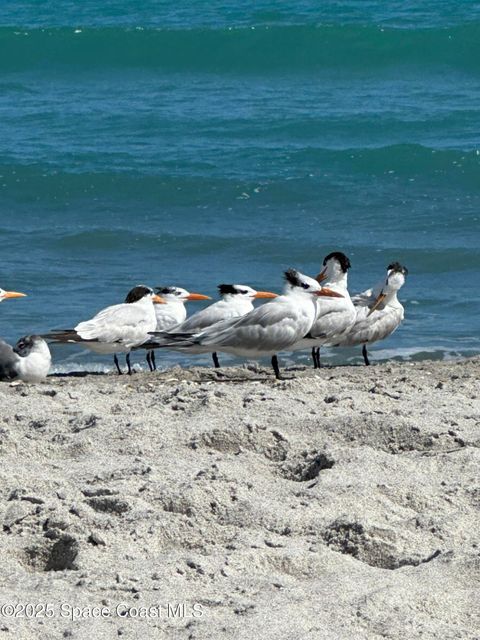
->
[1, 1, 479, 370]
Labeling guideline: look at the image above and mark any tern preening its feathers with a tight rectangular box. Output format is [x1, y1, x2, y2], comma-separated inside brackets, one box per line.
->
[144, 286, 211, 371]
[46, 285, 165, 374]
[144, 284, 278, 369]
[334, 262, 408, 365]
[290, 251, 355, 368]
[150, 269, 343, 379]
[0, 335, 51, 382]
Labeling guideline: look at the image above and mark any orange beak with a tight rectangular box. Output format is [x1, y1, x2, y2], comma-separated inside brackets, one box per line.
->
[153, 294, 166, 304]
[315, 268, 327, 284]
[253, 291, 278, 299]
[3, 291, 27, 299]
[367, 292, 386, 316]
[315, 288, 344, 298]
[186, 293, 211, 301]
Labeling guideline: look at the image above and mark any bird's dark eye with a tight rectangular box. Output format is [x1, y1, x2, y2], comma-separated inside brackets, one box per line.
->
[302, 283, 309, 289]
[239, 289, 248, 295]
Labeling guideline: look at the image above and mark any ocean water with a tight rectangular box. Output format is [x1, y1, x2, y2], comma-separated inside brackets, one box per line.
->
[0, 1, 479, 371]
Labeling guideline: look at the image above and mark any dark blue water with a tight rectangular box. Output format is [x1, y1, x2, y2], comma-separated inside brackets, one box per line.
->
[1, 1, 479, 370]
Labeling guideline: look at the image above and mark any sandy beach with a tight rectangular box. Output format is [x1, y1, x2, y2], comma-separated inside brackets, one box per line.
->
[0, 357, 478, 639]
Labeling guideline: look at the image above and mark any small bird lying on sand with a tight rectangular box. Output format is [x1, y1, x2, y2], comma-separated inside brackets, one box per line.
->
[0, 335, 51, 382]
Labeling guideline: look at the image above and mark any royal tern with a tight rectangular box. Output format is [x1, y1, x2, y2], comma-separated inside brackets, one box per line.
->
[334, 262, 408, 365]
[290, 251, 355, 368]
[145, 284, 278, 369]
[0, 335, 51, 382]
[150, 269, 343, 379]
[144, 286, 211, 371]
[46, 285, 165, 374]
[0, 288, 27, 302]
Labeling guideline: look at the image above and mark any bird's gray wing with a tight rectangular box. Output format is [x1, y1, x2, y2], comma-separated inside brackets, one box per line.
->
[43, 330, 88, 343]
[0, 339, 19, 380]
[174, 301, 236, 333]
[352, 278, 387, 308]
[340, 306, 403, 346]
[351, 288, 375, 307]
[74, 303, 154, 347]
[197, 300, 305, 352]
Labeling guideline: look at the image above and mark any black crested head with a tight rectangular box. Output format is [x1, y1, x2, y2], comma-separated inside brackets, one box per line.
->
[124, 285, 153, 304]
[387, 262, 408, 276]
[323, 251, 351, 272]
[284, 269, 302, 287]
[13, 335, 36, 357]
[218, 284, 239, 295]
[156, 286, 177, 295]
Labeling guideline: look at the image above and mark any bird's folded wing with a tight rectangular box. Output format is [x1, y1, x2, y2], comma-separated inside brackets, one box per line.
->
[340, 307, 400, 345]
[198, 303, 301, 351]
[0, 340, 19, 380]
[43, 330, 88, 343]
[75, 303, 151, 343]
[174, 301, 235, 333]
[309, 308, 348, 339]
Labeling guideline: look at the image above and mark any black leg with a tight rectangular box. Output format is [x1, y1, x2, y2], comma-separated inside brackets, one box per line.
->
[151, 350, 156, 371]
[212, 352, 220, 368]
[316, 347, 321, 368]
[311, 347, 318, 369]
[126, 352, 133, 375]
[362, 344, 370, 366]
[146, 351, 153, 372]
[114, 354, 122, 375]
[271, 355, 281, 380]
